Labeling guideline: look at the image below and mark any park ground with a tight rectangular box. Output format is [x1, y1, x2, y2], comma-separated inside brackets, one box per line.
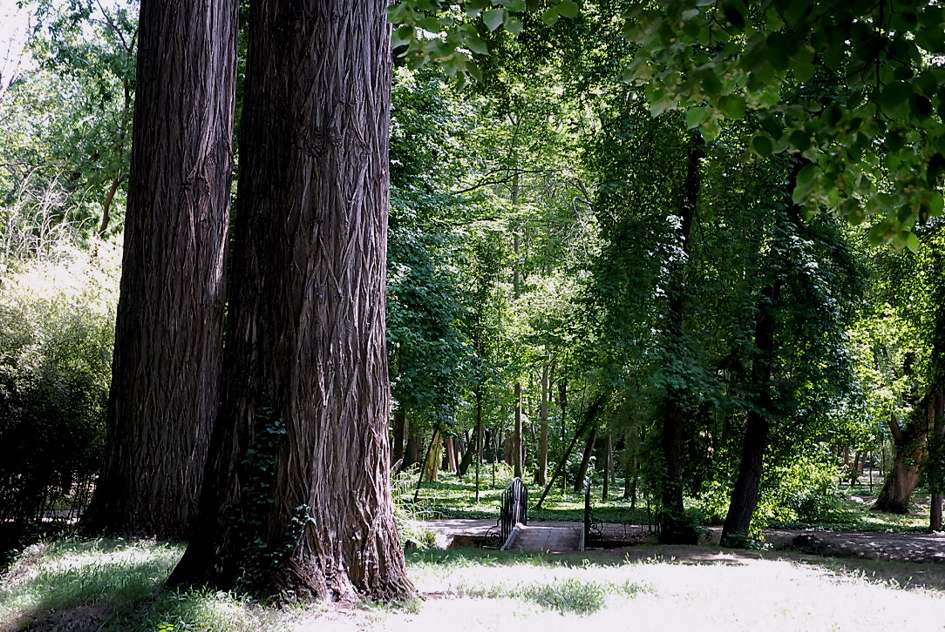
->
[2, 538, 945, 631]
[2, 479, 945, 631]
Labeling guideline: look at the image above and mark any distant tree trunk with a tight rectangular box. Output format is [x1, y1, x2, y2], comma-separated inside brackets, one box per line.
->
[513, 382, 523, 477]
[458, 392, 481, 476]
[574, 427, 598, 492]
[97, 76, 131, 238]
[444, 436, 458, 473]
[928, 245, 945, 532]
[425, 431, 443, 482]
[872, 411, 929, 514]
[659, 132, 704, 544]
[536, 393, 607, 509]
[930, 389, 944, 531]
[721, 280, 781, 545]
[83, 0, 236, 539]
[404, 415, 419, 470]
[559, 378, 568, 492]
[391, 405, 406, 469]
[536, 362, 550, 485]
[168, 0, 412, 601]
[602, 431, 612, 500]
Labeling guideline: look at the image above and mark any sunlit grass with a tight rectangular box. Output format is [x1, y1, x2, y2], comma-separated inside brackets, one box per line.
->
[399, 469, 650, 524]
[0, 539, 284, 631]
[400, 469, 929, 534]
[4, 535, 944, 631]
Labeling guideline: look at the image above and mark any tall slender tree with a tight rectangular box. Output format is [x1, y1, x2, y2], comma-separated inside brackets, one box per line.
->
[170, 0, 413, 600]
[82, 0, 237, 538]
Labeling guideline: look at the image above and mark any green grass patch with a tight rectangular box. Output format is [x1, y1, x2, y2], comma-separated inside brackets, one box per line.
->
[399, 472, 650, 524]
[0, 538, 284, 631]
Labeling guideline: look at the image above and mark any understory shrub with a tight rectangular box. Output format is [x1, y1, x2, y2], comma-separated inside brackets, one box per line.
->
[698, 448, 844, 536]
[0, 243, 118, 530]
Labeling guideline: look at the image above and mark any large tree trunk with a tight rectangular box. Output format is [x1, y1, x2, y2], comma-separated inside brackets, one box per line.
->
[169, 0, 412, 601]
[721, 280, 781, 545]
[658, 132, 703, 544]
[872, 411, 928, 514]
[83, 0, 236, 539]
[535, 362, 550, 485]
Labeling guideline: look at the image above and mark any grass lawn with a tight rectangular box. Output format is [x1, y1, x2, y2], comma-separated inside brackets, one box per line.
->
[3, 538, 945, 631]
[400, 471, 930, 533]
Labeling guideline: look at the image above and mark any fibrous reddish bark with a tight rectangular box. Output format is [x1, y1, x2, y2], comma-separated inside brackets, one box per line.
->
[83, 0, 236, 539]
[169, 0, 412, 601]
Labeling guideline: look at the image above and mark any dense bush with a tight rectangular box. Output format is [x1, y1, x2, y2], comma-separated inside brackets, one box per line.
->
[698, 448, 844, 537]
[0, 244, 118, 526]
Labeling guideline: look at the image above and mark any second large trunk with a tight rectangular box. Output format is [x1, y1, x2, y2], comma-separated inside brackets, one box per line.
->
[169, 0, 412, 601]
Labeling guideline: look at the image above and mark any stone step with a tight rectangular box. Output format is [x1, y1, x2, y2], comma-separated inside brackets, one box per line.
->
[508, 524, 582, 553]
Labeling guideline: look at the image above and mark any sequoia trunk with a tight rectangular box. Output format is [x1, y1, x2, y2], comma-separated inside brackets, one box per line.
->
[169, 0, 412, 600]
[83, 0, 236, 538]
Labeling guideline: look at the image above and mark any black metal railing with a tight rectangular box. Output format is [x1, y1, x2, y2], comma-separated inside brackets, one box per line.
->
[500, 477, 528, 546]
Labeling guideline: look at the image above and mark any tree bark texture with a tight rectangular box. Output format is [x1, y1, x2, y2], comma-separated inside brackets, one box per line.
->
[721, 280, 780, 544]
[169, 0, 412, 601]
[83, 0, 236, 539]
[658, 132, 703, 544]
[872, 409, 929, 514]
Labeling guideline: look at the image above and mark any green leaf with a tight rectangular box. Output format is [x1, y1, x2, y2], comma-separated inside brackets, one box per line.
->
[465, 34, 489, 55]
[557, 0, 579, 19]
[649, 97, 674, 117]
[879, 81, 912, 110]
[686, 107, 710, 129]
[751, 134, 773, 156]
[541, 7, 560, 25]
[792, 164, 818, 204]
[392, 26, 414, 49]
[483, 8, 505, 32]
[905, 231, 920, 253]
[718, 95, 746, 119]
[930, 192, 944, 216]
[504, 16, 524, 35]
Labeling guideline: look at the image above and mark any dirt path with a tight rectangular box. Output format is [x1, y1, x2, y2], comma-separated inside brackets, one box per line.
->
[420, 518, 945, 563]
